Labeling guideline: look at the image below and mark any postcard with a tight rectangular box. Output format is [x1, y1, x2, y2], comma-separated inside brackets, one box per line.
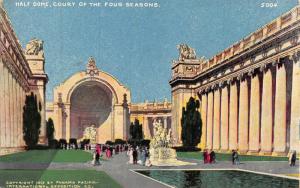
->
[0, 0, 299, 187]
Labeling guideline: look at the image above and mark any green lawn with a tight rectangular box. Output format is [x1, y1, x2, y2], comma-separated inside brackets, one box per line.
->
[177, 152, 289, 161]
[0, 150, 94, 163]
[0, 170, 121, 188]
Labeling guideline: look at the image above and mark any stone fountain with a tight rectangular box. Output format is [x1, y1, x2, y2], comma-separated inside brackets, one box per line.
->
[149, 119, 196, 166]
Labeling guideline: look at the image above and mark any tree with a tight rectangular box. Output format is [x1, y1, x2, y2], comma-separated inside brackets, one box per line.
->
[23, 92, 42, 149]
[181, 97, 202, 147]
[129, 119, 143, 140]
[46, 118, 55, 144]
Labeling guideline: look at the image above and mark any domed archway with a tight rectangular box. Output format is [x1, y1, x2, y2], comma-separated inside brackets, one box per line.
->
[51, 57, 131, 143]
[70, 81, 113, 140]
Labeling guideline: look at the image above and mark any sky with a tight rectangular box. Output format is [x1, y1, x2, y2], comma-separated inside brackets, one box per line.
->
[3, 0, 298, 103]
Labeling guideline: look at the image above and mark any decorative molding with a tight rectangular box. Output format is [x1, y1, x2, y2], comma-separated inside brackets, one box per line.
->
[290, 36, 298, 46]
[86, 57, 99, 77]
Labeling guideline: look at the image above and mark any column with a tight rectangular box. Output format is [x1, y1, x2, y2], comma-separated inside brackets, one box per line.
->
[0, 61, 4, 148]
[206, 91, 214, 149]
[17, 84, 21, 147]
[220, 85, 229, 151]
[12, 77, 16, 148]
[229, 80, 238, 150]
[213, 88, 221, 150]
[290, 53, 300, 153]
[21, 90, 26, 146]
[56, 105, 63, 139]
[6, 70, 11, 148]
[200, 93, 207, 150]
[163, 117, 167, 129]
[249, 72, 260, 152]
[65, 104, 71, 142]
[238, 76, 249, 153]
[273, 62, 287, 154]
[10, 74, 14, 148]
[143, 116, 150, 139]
[261, 66, 273, 153]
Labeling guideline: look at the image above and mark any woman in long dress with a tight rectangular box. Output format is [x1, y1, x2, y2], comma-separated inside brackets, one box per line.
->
[127, 147, 134, 164]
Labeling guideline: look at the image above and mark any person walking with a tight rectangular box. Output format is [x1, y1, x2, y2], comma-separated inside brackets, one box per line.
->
[290, 151, 297, 167]
[231, 150, 236, 165]
[127, 147, 134, 164]
[233, 150, 240, 165]
[210, 150, 216, 163]
[95, 150, 100, 166]
[133, 147, 138, 164]
[203, 149, 208, 164]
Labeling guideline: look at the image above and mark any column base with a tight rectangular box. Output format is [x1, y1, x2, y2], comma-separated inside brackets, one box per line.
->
[219, 149, 230, 153]
[38, 136, 47, 145]
[247, 150, 260, 155]
[259, 151, 272, 156]
[272, 151, 288, 156]
[0, 146, 25, 156]
[238, 150, 249, 155]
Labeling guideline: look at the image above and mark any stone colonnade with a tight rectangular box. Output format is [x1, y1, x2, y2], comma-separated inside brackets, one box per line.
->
[0, 59, 26, 155]
[198, 56, 300, 155]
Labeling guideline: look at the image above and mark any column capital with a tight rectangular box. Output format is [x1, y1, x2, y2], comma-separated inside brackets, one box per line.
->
[290, 50, 300, 63]
[237, 73, 245, 81]
[259, 64, 268, 72]
[247, 69, 255, 77]
[218, 80, 225, 88]
[227, 77, 235, 85]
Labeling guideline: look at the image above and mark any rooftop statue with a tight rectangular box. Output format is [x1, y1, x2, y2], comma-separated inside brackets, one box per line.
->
[86, 57, 99, 76]
[177, 44, 196, 61]
[25, 38, 44, 56]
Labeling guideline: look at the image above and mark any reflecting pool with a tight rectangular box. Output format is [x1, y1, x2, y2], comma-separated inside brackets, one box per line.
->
[136, 170, 299, 188]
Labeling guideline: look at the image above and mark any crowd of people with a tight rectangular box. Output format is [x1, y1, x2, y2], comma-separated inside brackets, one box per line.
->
[88, 143, 297, 168]
[203, 149, 216, 164]
[203, 149, 240, 165]
[91, 144, 129, 166]
[127, 146, 152, 167]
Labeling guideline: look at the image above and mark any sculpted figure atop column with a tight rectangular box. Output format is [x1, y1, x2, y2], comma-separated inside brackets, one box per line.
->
[176, 44, 197, 61]
[25, 38, 44, 57]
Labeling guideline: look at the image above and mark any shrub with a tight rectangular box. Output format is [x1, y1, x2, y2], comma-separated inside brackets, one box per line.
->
[46, 118, 55, 145]
[105, 140, 114, 145]
[80, 139, 90, 149]
[69, 138, 78, 149]
[115, 139, 126, 145]
[49, 139, 59, 149]
[23, 92, 42, 149]
[172, 146, 201, 152]
[58, 139, 67, 149]
[141, 139, 150, 147]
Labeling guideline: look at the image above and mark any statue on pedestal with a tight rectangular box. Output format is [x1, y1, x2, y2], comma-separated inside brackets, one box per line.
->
[25, 38, 44, 56]
[82, 125, 97, 144]
[177, 44, 196, 61]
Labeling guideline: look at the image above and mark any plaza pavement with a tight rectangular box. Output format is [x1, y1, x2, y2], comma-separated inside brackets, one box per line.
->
[0, 151, 299, 188]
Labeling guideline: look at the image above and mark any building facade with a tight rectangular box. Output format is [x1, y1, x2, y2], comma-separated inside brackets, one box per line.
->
[170, 6, 300, 155]
[46, 57, 131, 143]
[130, 99, 172, 139]
[46, 58, 172, 143]
[0, 5, 48, 155]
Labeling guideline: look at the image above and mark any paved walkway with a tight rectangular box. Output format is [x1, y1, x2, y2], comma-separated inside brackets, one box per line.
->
[0, 152, 299, 188]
